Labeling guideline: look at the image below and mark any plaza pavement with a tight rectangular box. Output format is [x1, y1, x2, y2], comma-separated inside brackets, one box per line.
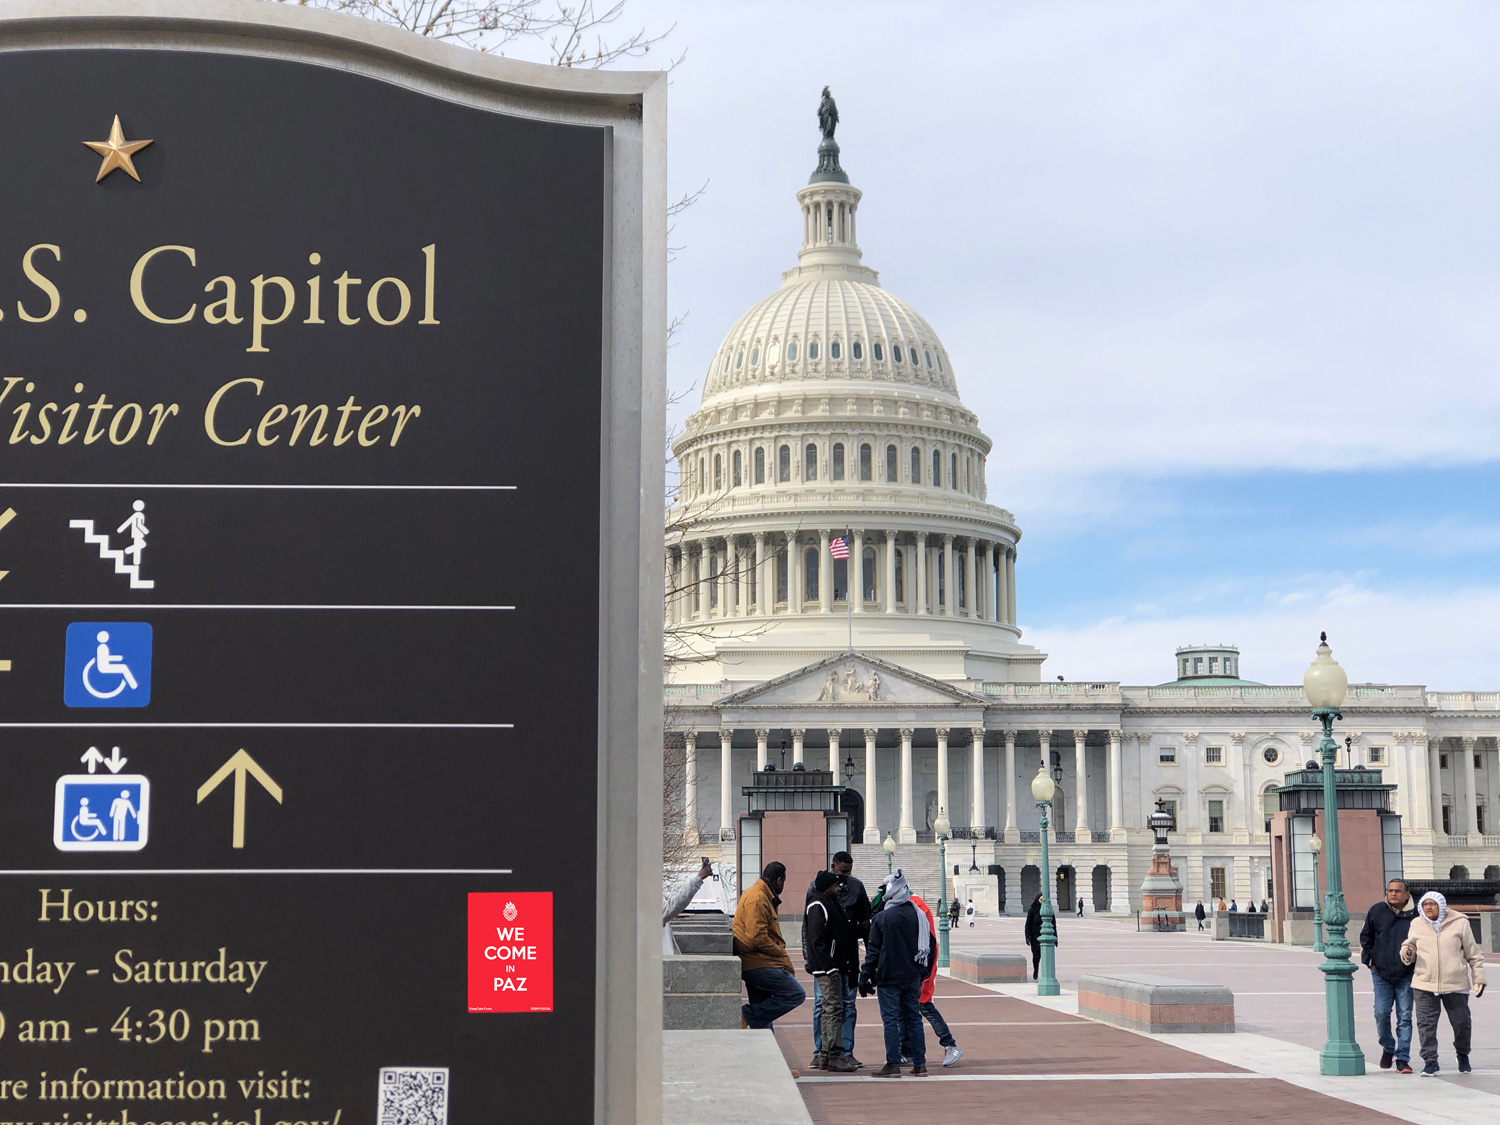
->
[768, 912, 1500, 1124]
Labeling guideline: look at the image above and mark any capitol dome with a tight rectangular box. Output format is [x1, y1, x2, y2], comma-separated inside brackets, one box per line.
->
[666, 99, 1044, 687]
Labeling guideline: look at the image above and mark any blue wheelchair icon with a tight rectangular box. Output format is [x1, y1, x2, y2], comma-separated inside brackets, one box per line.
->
[64, 622, 152, 708]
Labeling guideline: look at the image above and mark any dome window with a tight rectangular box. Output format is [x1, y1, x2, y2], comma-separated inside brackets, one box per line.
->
[852, 340, 863, 360]
[787, 340, 798, 362]
[910, 446, 921, 484]
[809, 340, 820, 361]
[754, 447, 766, 485]
[805, 443, 818, 481]
[874, 342, 884, 362]
[936, 352, 944, 373]
[735, 351, 743, 370]
[931, 449, 941, 487]
[714, 454, 722, 491]
[778, 444, 791, 482]
[910, 347, 920, 366]
[950, 453, 958, 490]
[862, 547, 877, 601]
[885, 444, 897, 482]
[732, 449, 743, 487]
[804, 547, 820, 602]
[832, 443, 845, 481]
[892, 344, 903, 364]
[830, 341, 841, 360]
[859, 443, 872, 481]
[749, 347, 760, 367]
[925, 350, 933, 369]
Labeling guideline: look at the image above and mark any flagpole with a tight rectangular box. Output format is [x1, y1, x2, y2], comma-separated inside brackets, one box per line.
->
[847, 528, 853, 652]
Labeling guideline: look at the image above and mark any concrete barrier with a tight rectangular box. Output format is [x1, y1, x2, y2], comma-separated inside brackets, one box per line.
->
[949, 949, 1028, 985]
[1078, 973, 1234, 1033]
[663, 955, 743, 1030]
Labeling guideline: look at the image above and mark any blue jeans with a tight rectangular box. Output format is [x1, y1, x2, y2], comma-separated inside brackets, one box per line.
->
[812, 973, 857, 1053]
[1372, 972, 1413, 1062]
[741, 967, 805, 1030]
[877, 982, 925, 1067]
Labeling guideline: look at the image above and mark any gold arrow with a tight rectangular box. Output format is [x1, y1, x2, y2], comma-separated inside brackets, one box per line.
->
[197, 749, 283, 849]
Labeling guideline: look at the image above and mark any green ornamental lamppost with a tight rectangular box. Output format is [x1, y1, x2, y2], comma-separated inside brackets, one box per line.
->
[1031, 764, 1060, 996]
[1303, 632, 1365, 1076]
[935, 807, 952, 969]
[1308, 832, 1324, 953]
[883, 832, 896, 876]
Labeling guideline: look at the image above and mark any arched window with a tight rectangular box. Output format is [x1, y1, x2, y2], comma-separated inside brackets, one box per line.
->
[833, 556, 848, 601]
[804, 547, 819, 602]
[787, 340, 799, 362]
[749, 347, 760, 367]
[862, 546, 877, 601]
[893, 343, 903, 364]
[874, 342, 884, 362]
[852, 340, 863, 360]
[713, 454, 722, 491]
[925, 350, 933, 369]
[931, 449, 941, 486]
[830, 340, 841, 360]
[698, 456, 705, 494]
[805, 443, 818, 481]
[885, 444, 897, 482]
[778, 444, 791, 482]
[776, 548, 788, 603]
[911, 446, 921, 483]
[708, 551, 720, 608]
[956, 559, 966, 610]
[832, 443, 845, 481]
[910, 347, 920, 365]
[859, 443, 872, 481]
[951, 453, 958, 490]
[809, 340, 820, 360]
[937, 552, 946, 608]
[732, 449, 742, 487]
[936, 352, 943, 372]
[753, 447, 765, 484]
[895, 547, 905, 602]
[735, 351, 743, 370]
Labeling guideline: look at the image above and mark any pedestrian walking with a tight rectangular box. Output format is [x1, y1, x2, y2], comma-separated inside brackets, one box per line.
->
[806, 851, 871, 1067]
[906, 891, 963, 1068]
[965, 899, 975, 927]
[1216, 898, 1227, 913]
[1246, 900, 1257, 914]
[948, 897, 961, 929]
[732, 861, 806, 1030]
[859, 869, 930, 1078]
[1260, 897, 1270, 913]
[1023, 894, 1055, 980]
[1401, 891, 1486, 1076]
[1077, 896, 1084, 917]
[803, 871, 858, 1072]
[1194, 901, 1206, 931]
[1360, 878, 1418, 1074]
[1229, 899, 1238, 912]
[662, 858, 713, 954]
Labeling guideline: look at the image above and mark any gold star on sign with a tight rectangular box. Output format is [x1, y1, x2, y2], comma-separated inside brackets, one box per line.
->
[83, 115, 153, 183]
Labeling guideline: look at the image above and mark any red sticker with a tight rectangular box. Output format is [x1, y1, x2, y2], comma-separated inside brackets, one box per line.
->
[467, 891, 553, 1013]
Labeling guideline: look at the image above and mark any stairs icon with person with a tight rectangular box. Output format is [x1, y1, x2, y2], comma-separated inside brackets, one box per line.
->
[69, 499, 155, 589]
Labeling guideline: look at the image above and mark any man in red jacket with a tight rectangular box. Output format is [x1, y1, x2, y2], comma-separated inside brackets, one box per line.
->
[906, 892, 963, 1067]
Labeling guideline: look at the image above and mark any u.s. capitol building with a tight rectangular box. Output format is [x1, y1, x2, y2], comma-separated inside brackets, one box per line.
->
[663, 105, 1500, 914]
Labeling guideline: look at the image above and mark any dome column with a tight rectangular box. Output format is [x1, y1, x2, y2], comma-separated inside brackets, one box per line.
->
[716, 541, 730, 619]
[753, 532, 767, 616]
[852, 530, 865, 613]
[1007, 548, 1017, 624]
[942, 534, 955, 617]
[726, 537, 740, 618]
[818, 529, 833, 613]
[884, 532, 897, 613]
[964, 539, 978, 618]
[696, 542, 710, 620]
[788, 533, 802, 615]
[987, 544, 1000, 622]
[914, 533, 928, 615]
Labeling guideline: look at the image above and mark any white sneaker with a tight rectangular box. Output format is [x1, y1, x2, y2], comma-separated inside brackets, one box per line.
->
[943, 1045, 963, 1067]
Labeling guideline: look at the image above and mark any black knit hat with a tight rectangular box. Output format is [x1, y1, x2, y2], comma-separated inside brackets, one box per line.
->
[814, 870, 839, 893]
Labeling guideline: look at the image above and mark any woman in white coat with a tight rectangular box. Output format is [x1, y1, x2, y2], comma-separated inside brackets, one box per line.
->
[1400, 891, 1486, 1075]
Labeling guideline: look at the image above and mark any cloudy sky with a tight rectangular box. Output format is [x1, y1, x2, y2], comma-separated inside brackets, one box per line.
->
[590, 1, 1500, 688]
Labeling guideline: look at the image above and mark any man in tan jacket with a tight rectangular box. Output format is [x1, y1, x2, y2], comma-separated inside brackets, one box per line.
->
[733, 860, 805, 1029]
[1400, 890, 1486, 1075]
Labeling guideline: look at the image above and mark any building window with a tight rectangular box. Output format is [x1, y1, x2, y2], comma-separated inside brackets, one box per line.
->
[1477, 753, 1485, 770]
[833, 557, 848, 602]
[713, 454, 722, 491]
[1440, 753, 1449, 769]
[1262, 746, 1280, 766]
[1262, 790, 1278, 833]
[937, 552, 946, 607]
[778, 444, 791, 482]
[956, 557, 965, 609]
[809, 340, 820, 360]
[732, 450, 742, 487]
[787, 341, 798, 362]
[1159, 747, 1176, 764]
[911, 446, 921, 483]
[1180, 659, 1189, 677]
[932, 449, 941, 486]
[910, 347, 919, 365]
[775, 548, 788, 603]
[1480, 806, 1488, 835]
[1159, 798, 1178, 823]
[754, 447, 765, 484]
[862, 547, 877, 601]
[1210, 867, 1227, 901]
[830, 340, 841, 360]
[832, 443, 845, 481]
[804, 547, 819, 602]
[1368, 745, 1385, 765]
[1442, 804, 1452, 834]
[935, 351, 942, 371]
[859, 443, 872, 481]
[895, 548, 904, 602]
[805, 444, 818, 481]
[735, 350, 743, 369]
[950, 453, 958, 489]
[708, 551, 719, 608]
[874, 342, 884, 362]
[749, 347, 759, 367]
[893, 343, 903, 364]
[1205, 746, 1223, 764]
[886, 444, 897, 481]
[925, 349, 933, 369]
[1208, 799, 1224, 833]
[852, 340, 863, 360]
[1208, 657, 1218, 673]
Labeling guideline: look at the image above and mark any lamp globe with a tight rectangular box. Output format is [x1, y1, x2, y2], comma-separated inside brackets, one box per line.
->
[1304, 632, 1349, 710]
[1031, 764, 1056, 803]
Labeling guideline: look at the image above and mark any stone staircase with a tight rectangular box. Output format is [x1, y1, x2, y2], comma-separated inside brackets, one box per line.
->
[850, 842, 946, 908]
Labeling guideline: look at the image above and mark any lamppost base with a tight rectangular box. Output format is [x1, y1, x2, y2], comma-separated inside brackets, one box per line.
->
[1036, 980, 1060, 997]
[1319, 1044, 1366, 1076]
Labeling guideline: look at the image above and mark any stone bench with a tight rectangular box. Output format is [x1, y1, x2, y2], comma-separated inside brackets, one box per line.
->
[669, 916, 734, 955]
[949, 949, 1028, 985]
[1078, 973, 1234, 1033]
[663, 955, 743, 1030]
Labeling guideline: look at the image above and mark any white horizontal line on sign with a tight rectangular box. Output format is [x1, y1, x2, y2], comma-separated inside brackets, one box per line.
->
[6, 483, 517, 490]
[0, 868, 514, 876]
[2, 604, 515, 611]
[0, 722, 513, 729]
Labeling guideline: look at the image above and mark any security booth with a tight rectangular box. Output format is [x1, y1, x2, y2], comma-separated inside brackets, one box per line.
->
[738, 767, 851, 922]
[1270, 765, 1402, 943]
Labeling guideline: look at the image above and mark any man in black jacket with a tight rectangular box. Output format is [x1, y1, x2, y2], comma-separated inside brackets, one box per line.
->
[1360, 878, 1418, 1073]
[803, 871, 858, 1072]
[859, 869, 930, 1077]
[807, 851, 871, 1065]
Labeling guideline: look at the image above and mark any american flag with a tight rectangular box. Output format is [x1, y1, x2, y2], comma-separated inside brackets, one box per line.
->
[829, 536, 851, 559]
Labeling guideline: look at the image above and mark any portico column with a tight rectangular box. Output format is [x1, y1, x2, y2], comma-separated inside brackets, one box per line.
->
[970, 727, 987, 833]
[792, 728, 805, 769]
[818, 529, 833, 613]
[827, 728, 841, 778]
[755, 728, 769, 772]
[1073, 729, 1090, 836]
[1406, 734, 1431, 832]
[1006, 548, 1017, 624]
[753, 532, 767, 615]
[863, 728, 880, 843]
[936, 728, 950, 831]
[1463, 735, 1481, 843]
[1428, 736, 1443, 834]
[726, 538, 740, 617]
[941, 534, 955, 616]
[719, 729, 734, 841]
[683, 732, 699, 844]
[884, 532, 897, 613]
[858, 531, 870, 618]
[696, 543, 710, 620]
[788, 533, 802, 614]
[1003, 730, 1018, 842]
[914, 533, 929, 614]
[1108, 728, 1125, 837]
[964, 539, 977, 617]
[899, 728, 916, 843]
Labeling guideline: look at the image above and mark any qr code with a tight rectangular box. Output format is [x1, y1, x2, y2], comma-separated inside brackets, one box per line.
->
[376, 1066, 449, 1125]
